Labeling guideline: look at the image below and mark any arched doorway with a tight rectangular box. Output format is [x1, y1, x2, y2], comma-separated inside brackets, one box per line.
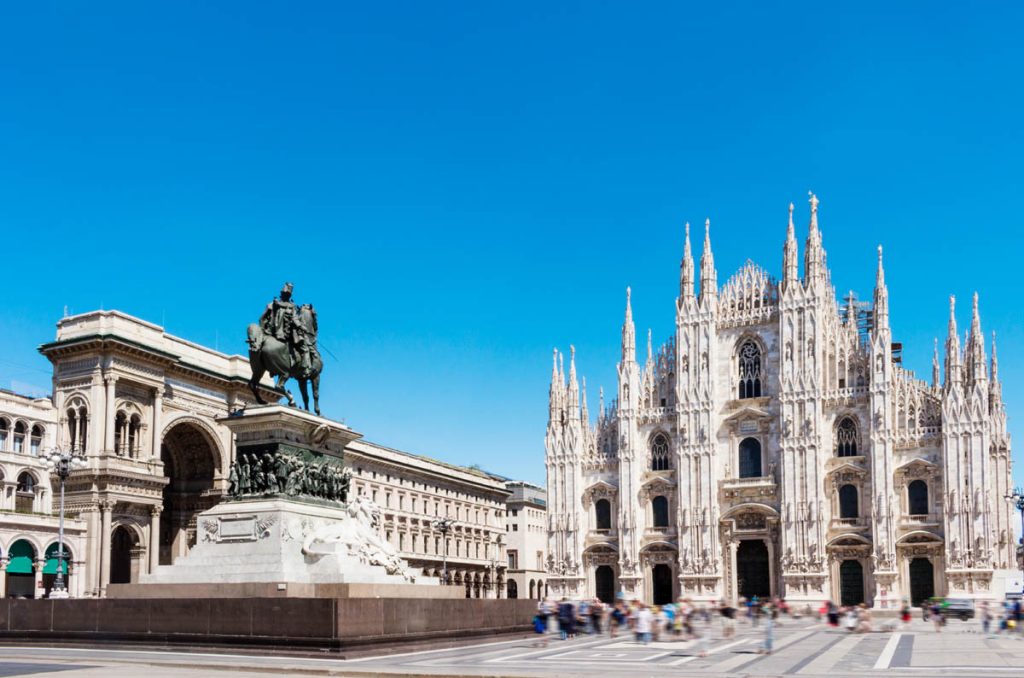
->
[160, 421, 220, 565]
[908, 557, 934, 606]
[652, 563, 673, 605]
[595, 565, 615, 604]
[736, 539, 770, 599]
[839, 560, 864, 606]
[507, 580, 518, 599]
[6, 540, 36, 598]
[110, 526, 136, 584]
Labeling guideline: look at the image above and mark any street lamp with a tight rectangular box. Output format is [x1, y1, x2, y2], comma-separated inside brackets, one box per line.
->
[45, 445, 86, 598]
[431, 517, 455, 585]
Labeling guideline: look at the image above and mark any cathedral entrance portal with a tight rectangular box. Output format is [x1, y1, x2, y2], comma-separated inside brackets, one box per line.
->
[652, 564, 673, 605]
[908, 557, 934, 606]
[161, 421, 220, 565]
[839, 560, 865, 606]
[595, 565, 615, 604]
[736, 539, 770, 599]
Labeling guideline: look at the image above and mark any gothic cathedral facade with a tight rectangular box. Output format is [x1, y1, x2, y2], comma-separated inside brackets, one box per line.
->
[545, 196, 1015, 609]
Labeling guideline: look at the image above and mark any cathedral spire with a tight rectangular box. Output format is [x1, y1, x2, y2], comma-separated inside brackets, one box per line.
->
[699, 218, 717, 303]
[549, 347, 564, 421]
[580, 376, 589, 423]
[622, 287, 636, 363]
[598, 385, 605, 420]
[646, 328, 653, 367]
[945, 295, 962, 390]
[932, 338, 941, 389]
[804, 192, 824, 284]
[990, 331, 1002, 408]
[680, 222, 695, 300]
[873, 245, 889, 331]
[783, 202, 798, 288]
[968, 292, 987, 385]
[566, 345, 580, 415]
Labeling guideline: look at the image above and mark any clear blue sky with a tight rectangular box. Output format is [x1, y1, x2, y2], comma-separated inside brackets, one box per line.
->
[1, 2, 1022, 488]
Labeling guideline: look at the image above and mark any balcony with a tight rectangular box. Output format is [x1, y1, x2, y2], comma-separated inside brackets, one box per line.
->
[898, 513, 940, 530]
[828, 517, 869, 534]
[720, 476, 777, 501]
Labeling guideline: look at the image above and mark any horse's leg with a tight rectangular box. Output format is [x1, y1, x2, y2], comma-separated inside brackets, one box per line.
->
[299, 379, 310, 412]
[313, 375, 320, 416]
[249, 362, 267, 404]
[275, 374, 295, 406]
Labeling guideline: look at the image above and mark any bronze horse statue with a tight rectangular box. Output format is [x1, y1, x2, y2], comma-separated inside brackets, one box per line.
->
[247, 304, 322, 415]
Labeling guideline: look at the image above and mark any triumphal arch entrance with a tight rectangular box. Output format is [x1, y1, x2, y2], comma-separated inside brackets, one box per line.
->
[40, 310, 277, 596]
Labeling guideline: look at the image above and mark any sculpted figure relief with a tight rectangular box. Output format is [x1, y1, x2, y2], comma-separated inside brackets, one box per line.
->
[227, 451, 352, 504]
[301, 495, 416, 582]
[248, 282, 324, 415]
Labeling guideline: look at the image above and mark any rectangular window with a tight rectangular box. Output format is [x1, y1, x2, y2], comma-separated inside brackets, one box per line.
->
[512, 524, 518, 531]
[508, 550, 518, 569]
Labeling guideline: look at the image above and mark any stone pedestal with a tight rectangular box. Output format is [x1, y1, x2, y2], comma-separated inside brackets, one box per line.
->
[141, 498, 433, 587]
[132, 405, 438, 596]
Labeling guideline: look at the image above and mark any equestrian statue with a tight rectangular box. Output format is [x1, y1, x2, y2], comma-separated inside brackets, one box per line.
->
[247, 282, 323, 415]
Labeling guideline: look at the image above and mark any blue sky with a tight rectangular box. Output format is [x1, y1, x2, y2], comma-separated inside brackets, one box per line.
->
[1, 2, 1022, 487]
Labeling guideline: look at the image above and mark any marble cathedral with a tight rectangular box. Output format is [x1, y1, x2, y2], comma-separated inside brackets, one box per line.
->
[545, 195, 1015, 609]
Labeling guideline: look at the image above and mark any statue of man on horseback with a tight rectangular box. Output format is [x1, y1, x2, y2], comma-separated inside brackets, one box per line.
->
[248, 282, 323, 415]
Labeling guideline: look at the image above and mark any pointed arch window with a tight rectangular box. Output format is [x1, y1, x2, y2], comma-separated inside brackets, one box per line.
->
[908, 480, 928, 515]
[835, 417, 858, 457]
[738, 340, 763, 398]
[651, 495, 669, 528]
[595, 498, 612, 531]
[738, 437, 762, 478]
[650, 433, 670, 471]
[839, 484, 858, 519]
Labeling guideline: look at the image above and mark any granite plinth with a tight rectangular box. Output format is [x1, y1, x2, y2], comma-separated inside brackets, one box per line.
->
[0, 598, 536, 650]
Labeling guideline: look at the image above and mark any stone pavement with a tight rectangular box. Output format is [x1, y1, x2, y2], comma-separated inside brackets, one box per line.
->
[1, 617, 1023, 676]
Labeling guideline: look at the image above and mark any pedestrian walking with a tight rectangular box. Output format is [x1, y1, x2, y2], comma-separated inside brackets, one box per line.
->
[899, 600, 911, 630]
[720, 599, 736, 639]
[759, 603, 775, 655]
[635, 602, 653, 645]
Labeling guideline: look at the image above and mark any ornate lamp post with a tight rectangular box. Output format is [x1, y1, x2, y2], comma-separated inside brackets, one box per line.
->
[431, 517, 455, 585]
[45, 446, 86, 598]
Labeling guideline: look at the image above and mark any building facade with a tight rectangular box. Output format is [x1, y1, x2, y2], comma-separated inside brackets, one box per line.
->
[504, 481, 547, 599]
[0, 389, 86, 598]
[0, 308, 508, 597]
[545, 196, 1015, 608]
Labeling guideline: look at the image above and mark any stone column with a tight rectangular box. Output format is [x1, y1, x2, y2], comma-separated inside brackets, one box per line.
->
[99, 501, 113, 595]
[729, 540, 739, 601]
[0, 558, 7, 598]
[33, 559, 44, 599]
[151, 386, 163, 460]
[149, 506, 162, 573]
[104, 376, 117, 453]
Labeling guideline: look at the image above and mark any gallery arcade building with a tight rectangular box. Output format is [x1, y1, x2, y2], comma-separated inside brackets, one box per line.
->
[1, 309, 509, 598]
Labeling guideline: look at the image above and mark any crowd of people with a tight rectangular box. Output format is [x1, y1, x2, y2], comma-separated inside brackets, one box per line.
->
[533, 595, 784, 655]
[530, 594, 1024, 653]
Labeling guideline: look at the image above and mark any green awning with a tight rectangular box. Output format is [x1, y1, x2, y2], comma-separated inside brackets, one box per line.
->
[6, 540, 35, 575]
